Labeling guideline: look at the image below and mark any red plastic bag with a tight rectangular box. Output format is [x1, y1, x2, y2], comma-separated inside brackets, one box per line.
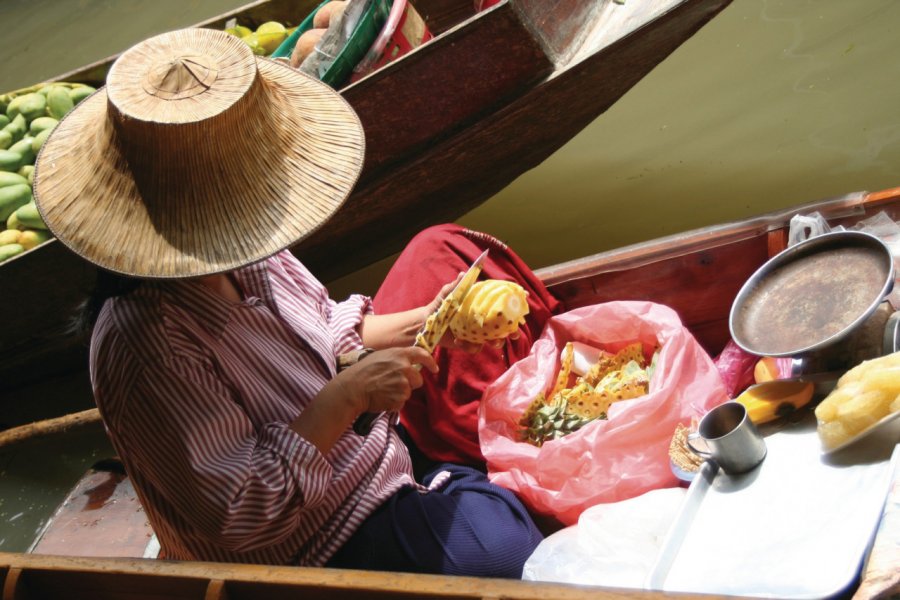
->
[478, 301, 727, 525]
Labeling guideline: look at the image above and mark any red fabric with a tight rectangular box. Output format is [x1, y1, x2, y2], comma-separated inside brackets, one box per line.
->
[373, 224, 562, 466]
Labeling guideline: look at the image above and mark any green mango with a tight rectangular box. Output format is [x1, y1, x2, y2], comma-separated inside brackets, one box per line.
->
[0, 184, 31, 221]
[28, 116, 58, 137]
[14, 93, 46, 122]
[0, 172, 28, 188]
[0, 115, 8, 129]
[17, 165, 34, 182]
[0, 149, 23, 172]
[0, 243, 25, 262]
[18, 228, 51, 250]
[47, 87, 75, 120]
[69, 86, 96, 105]
[3, 114, 26, 143]
[31, 129, 51, 155]
[9, 137, 35, 166]
[15, 200, 47, 230]
[5, 95, 25, 120]
[0, 131, 11, 150]
[6, 211, 21, 230]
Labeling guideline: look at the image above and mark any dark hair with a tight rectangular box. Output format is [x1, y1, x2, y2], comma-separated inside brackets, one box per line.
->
[70, 268, 143, 337]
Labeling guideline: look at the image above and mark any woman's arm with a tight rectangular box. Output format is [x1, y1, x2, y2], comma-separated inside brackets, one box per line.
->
[358, 273, 476, 350]
[358, 307, 429, 349]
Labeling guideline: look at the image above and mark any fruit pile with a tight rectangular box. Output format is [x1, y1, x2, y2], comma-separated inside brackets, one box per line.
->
[0, 82, 95, 263]
[225, 21, 293, 56]
[519, 342, 658, 446]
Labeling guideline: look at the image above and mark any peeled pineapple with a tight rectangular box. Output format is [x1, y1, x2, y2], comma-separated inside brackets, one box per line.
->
[450, 280, 529, 344]
[814, 351, 900, 450]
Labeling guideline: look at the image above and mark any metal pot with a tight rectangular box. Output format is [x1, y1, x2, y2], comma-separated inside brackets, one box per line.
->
[729, 231, 895, 359]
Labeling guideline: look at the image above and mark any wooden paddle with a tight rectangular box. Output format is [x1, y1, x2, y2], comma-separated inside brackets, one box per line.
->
[0, 408, 101, 448]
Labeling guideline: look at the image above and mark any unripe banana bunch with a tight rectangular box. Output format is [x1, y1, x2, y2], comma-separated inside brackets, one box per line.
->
[450, 280, 529, 344]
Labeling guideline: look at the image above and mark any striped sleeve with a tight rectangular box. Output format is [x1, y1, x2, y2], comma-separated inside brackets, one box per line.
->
[118, 355, 334, 553]
[327, 293, 372, 355]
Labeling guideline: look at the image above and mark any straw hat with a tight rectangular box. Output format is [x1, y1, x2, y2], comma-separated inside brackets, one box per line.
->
[33, 28, 365, 278]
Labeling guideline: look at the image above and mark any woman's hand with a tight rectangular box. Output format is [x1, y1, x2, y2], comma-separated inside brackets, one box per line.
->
[291, 347, 437, 453]
[334, 347, 438, 415]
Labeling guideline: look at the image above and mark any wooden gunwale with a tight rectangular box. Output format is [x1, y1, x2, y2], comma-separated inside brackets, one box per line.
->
[0, 552, 713, 600]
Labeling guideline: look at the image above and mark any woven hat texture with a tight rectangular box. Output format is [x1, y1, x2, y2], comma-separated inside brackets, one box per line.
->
[33, 28, 365, 278]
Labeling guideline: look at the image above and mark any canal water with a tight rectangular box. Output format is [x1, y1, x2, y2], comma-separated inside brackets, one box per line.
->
[1, 0, 899, 552]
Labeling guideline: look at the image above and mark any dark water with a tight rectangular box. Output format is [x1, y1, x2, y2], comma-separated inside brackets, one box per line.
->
[2, 0, 900, 552]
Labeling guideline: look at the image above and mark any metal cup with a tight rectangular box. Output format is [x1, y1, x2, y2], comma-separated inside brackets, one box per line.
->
[687, 402, 767, 475]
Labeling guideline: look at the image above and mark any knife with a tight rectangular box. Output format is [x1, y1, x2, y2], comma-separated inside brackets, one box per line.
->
[352, 249, 490, 435]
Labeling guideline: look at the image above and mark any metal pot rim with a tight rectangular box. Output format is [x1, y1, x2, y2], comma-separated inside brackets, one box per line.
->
[728, 230, 895, 357]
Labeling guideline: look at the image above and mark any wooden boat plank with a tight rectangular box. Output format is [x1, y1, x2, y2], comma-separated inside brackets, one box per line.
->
[0, 552, 710, 599]
[29, 463, 153, 559]
[344, 3, 554, 176]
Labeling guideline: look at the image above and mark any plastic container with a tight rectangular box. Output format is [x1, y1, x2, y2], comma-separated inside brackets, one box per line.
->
[350, 0, 433, 81]
[270, 0, 391, 88]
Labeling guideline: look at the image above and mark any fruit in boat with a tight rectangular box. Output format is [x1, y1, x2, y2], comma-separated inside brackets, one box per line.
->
[753, 356, 780, 383]
[735, 379, 814, 424]
[0, 229, 20, 245]
[256, 21, 288, 54]
[0, 243, 24, 262]
[519, 342, 657, 446]
[0, 149, 23, 172]
[0, 172, 27, 188]
[9, 137, 34, 166]
[313, 1, 347, 29]
[14, 201, 46, 230]
[0, 184, 32, 221]
[814, 351, 900, 450]
[4, 113, 26, 142]
[28, 116, 58, 137]
[225, 24, 253, 38]
[292, 28, 327, 66]
[519, 393, 594, 447]
[46, 86, 74, 119]
[68, 86, 96, 105]
[31, 128, 52, 154]
[449, 280, 529, 344]
[18, 229, 51, 250]
[11, 93, 46, 122]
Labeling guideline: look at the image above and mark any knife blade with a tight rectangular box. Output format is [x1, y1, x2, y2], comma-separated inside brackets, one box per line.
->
[352, 249, 490, 435]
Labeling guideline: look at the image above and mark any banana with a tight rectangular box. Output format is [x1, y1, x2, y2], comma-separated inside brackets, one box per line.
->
[735, 379, 815, 425]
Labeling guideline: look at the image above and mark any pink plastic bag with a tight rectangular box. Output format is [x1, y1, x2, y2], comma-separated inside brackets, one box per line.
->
[478, 301, 728, 525]
[714, 339, 759, 398]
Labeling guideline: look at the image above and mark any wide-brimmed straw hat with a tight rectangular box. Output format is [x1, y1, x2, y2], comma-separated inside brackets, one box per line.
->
[33, 28, 365, 278]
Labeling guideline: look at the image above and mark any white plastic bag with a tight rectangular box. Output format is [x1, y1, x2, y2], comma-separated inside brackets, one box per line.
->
[522, 487, 686, 587]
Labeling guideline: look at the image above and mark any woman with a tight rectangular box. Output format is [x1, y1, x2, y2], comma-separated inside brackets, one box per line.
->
[34, 28, 551, 575]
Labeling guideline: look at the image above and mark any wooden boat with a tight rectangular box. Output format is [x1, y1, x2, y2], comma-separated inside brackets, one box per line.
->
[4, 185, 898, 599]
[0, 0, 732, 392]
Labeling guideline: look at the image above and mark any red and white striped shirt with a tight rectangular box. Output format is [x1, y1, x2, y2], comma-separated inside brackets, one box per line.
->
[90, 251, 420, 565]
